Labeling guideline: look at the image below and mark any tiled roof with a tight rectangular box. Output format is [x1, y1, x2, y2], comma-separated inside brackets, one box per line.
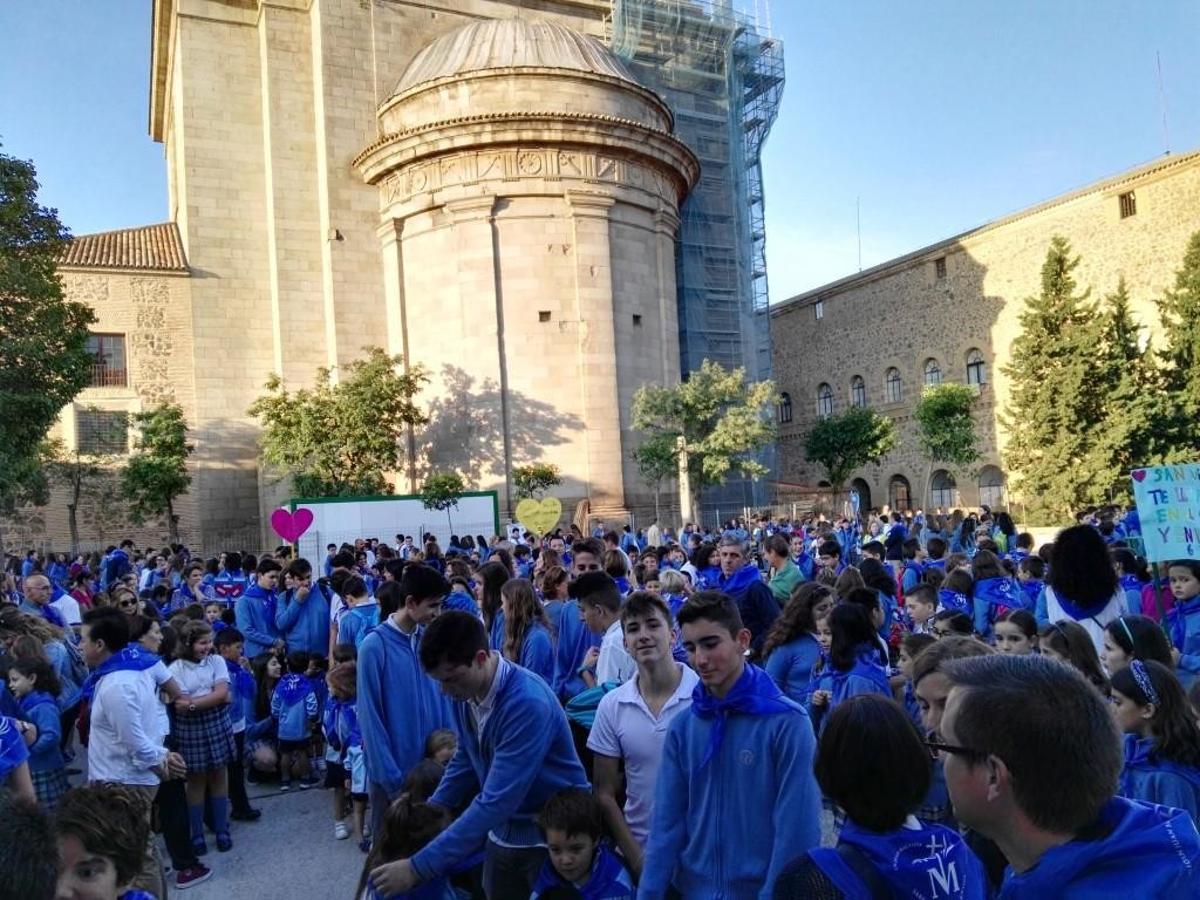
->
[58, 222, 189, 274]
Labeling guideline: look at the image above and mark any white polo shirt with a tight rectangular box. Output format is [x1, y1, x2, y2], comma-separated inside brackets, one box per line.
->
[596, 619, 636, 685]
[587, 663, 699, 846]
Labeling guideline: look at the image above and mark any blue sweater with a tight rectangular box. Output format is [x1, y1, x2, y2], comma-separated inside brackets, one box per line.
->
[1166, 596, 1200, 691]
[1119, 734, 1200, 824]
[357, 620, 450, 795]
[236, 583, 280, 657]
[338, 602, 380, 650]
[271, 675, 318, 741]
[411, 657, 588, 881]
[763, 634, 821, 705]
[18, 692, 64, 773]
[552, 599, 601, 701]
[639, 674, 822, 899]
[513, 621, 555, 685]
[274, 584, 330, 655]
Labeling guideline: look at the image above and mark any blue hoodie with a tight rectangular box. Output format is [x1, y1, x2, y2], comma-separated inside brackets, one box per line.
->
[337, 601, 380, 650]
[1166, 596, 1200, 691]
[17, 691, 64, 774]
[236, 583, 281, 657]
[274, 584, 331, 656]
[972, 576, 1018, 639]
[764, 634, 821, 705]
[411, 657, 589, 882]
[1119, 734, 1200, 823]
[552, 599, 601, 701]
[357, 620, 450, 795]
[513, 621, 554, 685]
[806, 650, 892, 735]
[639, 664, 822, 899]
[716, 564, 781, 655]
[271, 674, 318, 741]
[997, 796, 1200, 898]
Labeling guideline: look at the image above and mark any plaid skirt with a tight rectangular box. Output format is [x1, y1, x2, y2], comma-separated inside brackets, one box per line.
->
[175, 705, 236, 772]
[32, 767, 70, 810]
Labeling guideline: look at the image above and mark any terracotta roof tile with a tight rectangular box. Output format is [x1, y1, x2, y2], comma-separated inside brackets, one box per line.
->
[58, 222, 189, 273]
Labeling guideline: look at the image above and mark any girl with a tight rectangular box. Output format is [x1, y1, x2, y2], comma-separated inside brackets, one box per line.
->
[896, 633, 936, 731]
[1165, 559, 1200, 691]
[1102, 615, 1173, 674]
[500, 578, 554, 685]
[203, 602, 226, 632]
[1016, 556, 1045, 611]
[687, 544, 720, 591]
[937, 568, 974, 618]
[930, 609, 974, 639]
[1040, 619, 1109, 695]
[763, 583, 836, 704]
[326, 661, 369, 851]
[1037, 525, 1125, 654]
[806, 604, 891, 734]
[246, 651, 282, 780]
[993, 609, 1038, 655]
[970, 550, 1018, 639]
[604, 550, 632, 596]
[477, 560, 510, 651]
[1111, 660, 1200, 822]
[831, 565, 865, 601]
[168, 619, 236, 854]
[359, 796, 455, 900]
[1112, 548, 1150, 617]
[859, 558, 899, 640]
[7, 656, 67, 809]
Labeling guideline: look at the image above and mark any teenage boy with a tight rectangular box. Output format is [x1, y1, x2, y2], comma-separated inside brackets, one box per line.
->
[236, 558, 283, 657]
[357, 563, 451, 840]
[714, 537, 780, 657]
[816, 539, 844, 579]
[639, 592, 821, 898]
[588, 592, 698, 876]
[551, 539, 604, 701]
[576, 573, 635, 687]
[939, 654, 1200, 897]
[274, 558, 331, 656]
[369, 611, 589, 900]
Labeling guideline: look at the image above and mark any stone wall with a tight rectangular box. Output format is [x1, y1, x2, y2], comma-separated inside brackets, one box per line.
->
[771, 152, 1200, 514]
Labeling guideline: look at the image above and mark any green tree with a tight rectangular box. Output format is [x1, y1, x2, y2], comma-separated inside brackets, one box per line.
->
[122, 403, 193, 544]
[1156, 231, 1200, 460]
[631, 360, 776, 523]
[249, 348, 428, 497]
[0, 146, 96, 521]
[420, 471, 465, 535]
[511, 462, 562, 500]
[913, 383, 980, 508]
[803, 406, 897, 497]
[631, 435, 677, 524]
[1002, 237, 1107, 523]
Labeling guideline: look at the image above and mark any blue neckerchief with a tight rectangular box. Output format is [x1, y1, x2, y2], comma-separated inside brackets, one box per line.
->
[794, 551, 815, 581]
[275, 673, 312, 706]
[1167, 597, 1200, 650]
[662, 593, 686, 618]
[530, 842, 632, 899]
[1119, 574, 1143, 595]
[832, 648, 892, 695]
[691, 663, 795, 770]
[1052, 587, 1115, 622]
[614, 576, 631, 596]
[243, 582, 278, 627]
[975, 576, 1017, 623]
[1122, 733, 1200, 793]
[716, 563, 762, 598]
[80, 645, 161, 701]
[1018, 579, 1043, 611]
[938, 589, 971, 615]
[828, 818, 986, 900]
[695, 565, 722, 590]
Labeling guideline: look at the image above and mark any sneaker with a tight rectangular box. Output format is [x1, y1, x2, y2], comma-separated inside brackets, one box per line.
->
[359, 837, 371, 854]
[175, 864, 213, 890]
[334, 822, 350, 840]
[191, 837, 208, 857]
[280, 780, 291, 792]
[298, 775, 320, 790]
[231, 807, 262, 822]
[216, 832, 233, 853]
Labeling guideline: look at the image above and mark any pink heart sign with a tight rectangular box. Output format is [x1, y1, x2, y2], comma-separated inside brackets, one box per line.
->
[270, 507, 314, 543]
[1132, 470, 1147, 483]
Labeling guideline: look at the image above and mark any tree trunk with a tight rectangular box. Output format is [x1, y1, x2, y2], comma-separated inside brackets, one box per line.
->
[167, 498, 179, 544]
[446, 507, 454, 537]
[653, 484, 661, 529]
[67, 504, 79, 557]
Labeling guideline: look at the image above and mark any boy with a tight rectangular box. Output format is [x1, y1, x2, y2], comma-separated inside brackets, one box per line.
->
[214, 628, 260, 821]
[639, 592, 821, 898]
[235, 558, 283, 657]
[1016, 556, 1045, 610]
[531, 789, 635, 899]
[926, 536, 948, 571]
[576, 573, 635, 687]
[900, 538, 928, 595]
[904, 584, 937, 635]
[860, 540, 885, 562]
[275, 557, 331, 655]
[55, 783, 161, 900]
[816, 539, 844, 578]
[272, 651, 320, 791]
[552, 539, 605, 701]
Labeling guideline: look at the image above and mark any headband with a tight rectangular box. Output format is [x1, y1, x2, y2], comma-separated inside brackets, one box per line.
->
[1116, 617, 1135, 650]
[1130, 660, 1160, 706]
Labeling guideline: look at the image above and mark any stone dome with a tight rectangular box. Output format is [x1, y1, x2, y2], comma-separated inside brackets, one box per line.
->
[393, 18, 638, 96]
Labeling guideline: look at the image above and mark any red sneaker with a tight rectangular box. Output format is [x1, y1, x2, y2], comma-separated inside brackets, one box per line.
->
[175, 864, 213, 890]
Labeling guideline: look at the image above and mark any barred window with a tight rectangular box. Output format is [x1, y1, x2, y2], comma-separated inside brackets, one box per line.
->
[76, 409, 129, 456]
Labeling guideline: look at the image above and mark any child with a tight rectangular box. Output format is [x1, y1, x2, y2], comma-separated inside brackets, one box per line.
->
[1111, 660, 1200, 823]
[246, 651, 282, 781]
[272, 650, 319, 791]
[807, 604, 892, 734]
[359, 796, 454, 900]
[214, 626, 261, 821]
[970, 550, 1018, 640]
[930, 609, 974, 639]
[1166, 560, 1200, 690]
[337, 576, 379, 650]
[308, 653, 330, 778]
[531, 788, 635, 900]
[1040, 620, 1109, 694]
[1101, 615, 1174, 675]
[993, 609, 1038, 655]
[1112, 549, 1149, 617]
[425, 728, 457, 766]
[762, 583, 835, 704]
[501, 578, 555, 685]
[925, 536, 948, 572]
[938, 568, 974, 617]
[603, 550, 631, 597]
[896, 633, 935, 732]
[326, 661, 369, 850]
[204, 602, 226, 632]
[900, 538, 927, 596]
[903, 584, 937, 635]
[1016, 556, 1045, 611]
[816, 539, 844, 579]
[54, 783, 157, 900]
[7, 656, 67, 809]
[168, 619, 237, 854]
[576, 573, 635, 688]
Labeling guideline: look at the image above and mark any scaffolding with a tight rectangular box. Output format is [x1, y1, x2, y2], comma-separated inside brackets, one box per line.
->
[606, 0, 785, 514]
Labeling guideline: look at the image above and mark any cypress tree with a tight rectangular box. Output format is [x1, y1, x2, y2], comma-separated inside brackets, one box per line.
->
[1156, 231, 1200, 459]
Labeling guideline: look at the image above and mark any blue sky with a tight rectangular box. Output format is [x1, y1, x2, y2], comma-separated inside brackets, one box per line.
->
[1, 1, 1197, 303]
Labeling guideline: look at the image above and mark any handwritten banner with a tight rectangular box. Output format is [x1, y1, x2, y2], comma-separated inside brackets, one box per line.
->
[1131, 463, 1200, 562]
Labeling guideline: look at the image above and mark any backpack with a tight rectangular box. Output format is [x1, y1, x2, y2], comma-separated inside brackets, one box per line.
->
[62, 638, 90, 689]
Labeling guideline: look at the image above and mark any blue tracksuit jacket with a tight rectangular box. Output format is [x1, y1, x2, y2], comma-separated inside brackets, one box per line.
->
[274, 584, 331, 656]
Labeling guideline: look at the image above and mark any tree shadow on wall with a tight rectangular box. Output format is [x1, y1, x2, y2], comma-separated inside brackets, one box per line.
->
[414, 365, 583, 485]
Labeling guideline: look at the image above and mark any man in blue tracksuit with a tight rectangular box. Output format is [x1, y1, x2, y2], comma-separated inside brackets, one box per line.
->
[274, 558, 330, 656]
[369, 611, 589, 900]
[357, 564, 453, 840]
[639, 592, 821, 899]
[235, 559, 283, 657]
[940, 654, 1200, 898]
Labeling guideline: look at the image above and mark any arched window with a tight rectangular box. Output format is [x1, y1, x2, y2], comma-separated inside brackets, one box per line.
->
[889, 475, 912, 512]
[966, 348, 987, 385]
[817, 383, 834, 417]
[850, 375, 867, 408]
[778, 392, 793, 424]
[979, 465, 1006, 509]
[924, 358, 942, 386]
[930, 470, 959, 509]
[885, 368, 902, 403]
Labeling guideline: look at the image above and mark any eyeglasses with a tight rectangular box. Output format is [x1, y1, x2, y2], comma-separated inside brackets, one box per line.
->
[924, 738, 985, 760]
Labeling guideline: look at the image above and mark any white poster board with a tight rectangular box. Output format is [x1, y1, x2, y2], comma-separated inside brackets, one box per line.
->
[289, 492, 500, 564]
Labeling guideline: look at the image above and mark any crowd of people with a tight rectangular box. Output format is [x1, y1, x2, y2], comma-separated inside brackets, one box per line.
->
[3, 503, 1200, 899]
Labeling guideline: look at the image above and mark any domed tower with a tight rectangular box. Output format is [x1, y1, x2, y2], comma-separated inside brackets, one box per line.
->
[355, 19, 699, 521]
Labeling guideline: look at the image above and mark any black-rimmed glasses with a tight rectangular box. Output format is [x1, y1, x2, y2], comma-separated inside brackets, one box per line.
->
[924, 738, 984, 760]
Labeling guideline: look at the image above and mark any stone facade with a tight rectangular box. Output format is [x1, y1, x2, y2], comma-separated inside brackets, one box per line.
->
[771, 149, 1200, 514]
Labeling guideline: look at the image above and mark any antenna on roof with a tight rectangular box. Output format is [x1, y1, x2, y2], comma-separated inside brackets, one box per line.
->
[1156, 51, 1171, 156]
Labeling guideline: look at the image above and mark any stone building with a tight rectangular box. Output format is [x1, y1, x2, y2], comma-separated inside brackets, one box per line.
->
[771, 149, 1200, 515]
[5, 0, 783, 553]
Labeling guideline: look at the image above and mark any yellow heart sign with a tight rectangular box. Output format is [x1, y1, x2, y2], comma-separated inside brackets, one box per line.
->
[515, 497, 563, 536]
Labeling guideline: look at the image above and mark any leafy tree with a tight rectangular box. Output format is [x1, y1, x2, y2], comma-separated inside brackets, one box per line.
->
[1002, 237, 1107, 523]
[631, 435, 677, 524]
[1156, 231, 1200, 460]
[631, 360, 776, 523]
[45, 407, 126, 553]
[0, 145, 96, 518]
[511, 462, 562, 500]
[122, 403, 193, 544]
[249, 348, 428, 497]
[420, 471, 465, 535]
[913, 383, 980, 507]
[803, 406, 897, 497]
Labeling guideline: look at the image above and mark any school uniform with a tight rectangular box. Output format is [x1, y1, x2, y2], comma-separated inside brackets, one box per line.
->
[597, 620, 636, 686]
[531, 842, 635, 899]
[552, 599, 602, 701]
[168, 655, 236, 772]
[1119, 734, 1200, 824]
[764, 634, 821, 705]
[275, 583, 331, 655]
[236, 583, 281, 657]
[515, 621, 555, 685]
[224, 657, 256, 817]
[337, 600, 380, 650]
[1167, 596, 1200, 691]
[806, 649, 892, 735]
[271, 674, 318, 751]
[971, 576, 1018, 639]
[18, 690, 68, 809]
